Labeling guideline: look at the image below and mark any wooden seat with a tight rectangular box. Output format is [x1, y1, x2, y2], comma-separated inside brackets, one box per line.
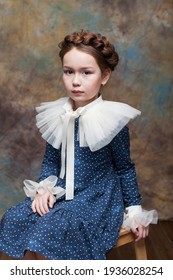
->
[115, 228, 147, 260]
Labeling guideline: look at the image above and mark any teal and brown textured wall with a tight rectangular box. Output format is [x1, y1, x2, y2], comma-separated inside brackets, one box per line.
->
[0, 0, 173, 220]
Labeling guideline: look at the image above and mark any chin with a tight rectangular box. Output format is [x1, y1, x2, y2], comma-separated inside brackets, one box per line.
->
[70, 95, 86, 101]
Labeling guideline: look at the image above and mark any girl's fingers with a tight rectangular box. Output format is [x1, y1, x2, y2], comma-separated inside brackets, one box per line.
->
[35, 198, 43, 216]
[31, 200, 36, 213]
[41, 196, 49, 214]
[38, 199, 48, 216]
[37, 196, 49, 216]
[49, 194, 55, 208]
[134, 225, 149, 241]
[31, 192, 55, 216]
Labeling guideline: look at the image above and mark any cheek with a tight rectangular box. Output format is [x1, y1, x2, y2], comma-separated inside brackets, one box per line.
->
[62, 75, 66, 84]
[90, 78, 102, 89]
[86, 75, 102, 85]
[63, 76, 70, 87]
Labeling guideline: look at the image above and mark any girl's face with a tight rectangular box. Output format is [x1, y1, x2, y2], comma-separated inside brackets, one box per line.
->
[62, 48, 110, 109]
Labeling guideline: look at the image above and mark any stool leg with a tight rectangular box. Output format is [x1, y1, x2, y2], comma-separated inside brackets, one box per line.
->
[134, 239, 147, 260]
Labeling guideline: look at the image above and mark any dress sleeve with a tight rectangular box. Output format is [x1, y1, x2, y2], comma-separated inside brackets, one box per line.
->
[110, 126, 142, 208]
[39, 142, 61, 181]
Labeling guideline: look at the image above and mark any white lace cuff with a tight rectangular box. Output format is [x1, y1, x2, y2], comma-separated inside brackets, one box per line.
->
[122, 205, 158, 230]
[23, 175, 65, 200]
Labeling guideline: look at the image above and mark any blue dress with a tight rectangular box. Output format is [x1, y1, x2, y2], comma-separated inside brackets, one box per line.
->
[0, 97, 142, 259]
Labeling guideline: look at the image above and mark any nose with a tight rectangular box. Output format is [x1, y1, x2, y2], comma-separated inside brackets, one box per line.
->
[72, 74, 81, 87]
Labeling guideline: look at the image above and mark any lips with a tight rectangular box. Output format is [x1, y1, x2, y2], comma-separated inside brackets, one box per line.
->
[72, 90, 83, 93]
[71, 90, 84, 95]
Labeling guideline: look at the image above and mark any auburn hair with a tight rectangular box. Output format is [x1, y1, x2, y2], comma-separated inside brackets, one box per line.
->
[58, 30, 119, 72]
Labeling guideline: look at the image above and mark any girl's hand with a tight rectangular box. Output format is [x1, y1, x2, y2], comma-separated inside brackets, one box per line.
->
[31, 190, 55, 216]
[131, 224, 149, 242]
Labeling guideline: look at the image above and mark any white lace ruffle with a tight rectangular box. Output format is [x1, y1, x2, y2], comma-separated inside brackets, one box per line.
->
[122, 205, 158, 230]
[36, 96, 141, 151]
[79, 100, 141, 151]
[23, 176, 65, 200]
[36, 98, 67, 149]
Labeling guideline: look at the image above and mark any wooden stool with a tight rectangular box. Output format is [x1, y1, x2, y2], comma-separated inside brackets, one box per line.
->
[0, 252, 14, 260]
[115, 228, 147, 260]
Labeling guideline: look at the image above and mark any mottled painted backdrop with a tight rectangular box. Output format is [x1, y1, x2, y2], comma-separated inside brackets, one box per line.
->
[0, 0, 173, 220]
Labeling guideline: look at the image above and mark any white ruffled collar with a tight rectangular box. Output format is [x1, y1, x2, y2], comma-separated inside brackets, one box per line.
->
[36, 95, 140, 151]
[36, 96, 141, 200]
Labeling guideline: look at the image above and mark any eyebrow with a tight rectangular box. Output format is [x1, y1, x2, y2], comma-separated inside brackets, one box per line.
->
[63, 66, 94, 70]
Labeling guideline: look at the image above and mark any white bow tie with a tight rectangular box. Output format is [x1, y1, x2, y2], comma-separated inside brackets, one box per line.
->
[59, 107, 86, 199]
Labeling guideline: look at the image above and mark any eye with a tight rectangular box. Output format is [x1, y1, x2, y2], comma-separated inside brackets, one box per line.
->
[63, 69, 73, 75]
[83, 70, 92, 75]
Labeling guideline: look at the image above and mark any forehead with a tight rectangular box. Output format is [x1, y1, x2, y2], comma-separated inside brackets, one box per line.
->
[63, 48, 99, 68]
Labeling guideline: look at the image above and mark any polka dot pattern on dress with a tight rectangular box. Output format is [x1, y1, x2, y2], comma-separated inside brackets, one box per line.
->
[0, 122, 141, 260]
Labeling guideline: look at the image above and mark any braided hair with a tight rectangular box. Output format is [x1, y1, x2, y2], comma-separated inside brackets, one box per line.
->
[59, 30, 119, 72]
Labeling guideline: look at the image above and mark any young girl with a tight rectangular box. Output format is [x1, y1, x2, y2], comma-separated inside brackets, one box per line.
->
[0, 30, 157, 260]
